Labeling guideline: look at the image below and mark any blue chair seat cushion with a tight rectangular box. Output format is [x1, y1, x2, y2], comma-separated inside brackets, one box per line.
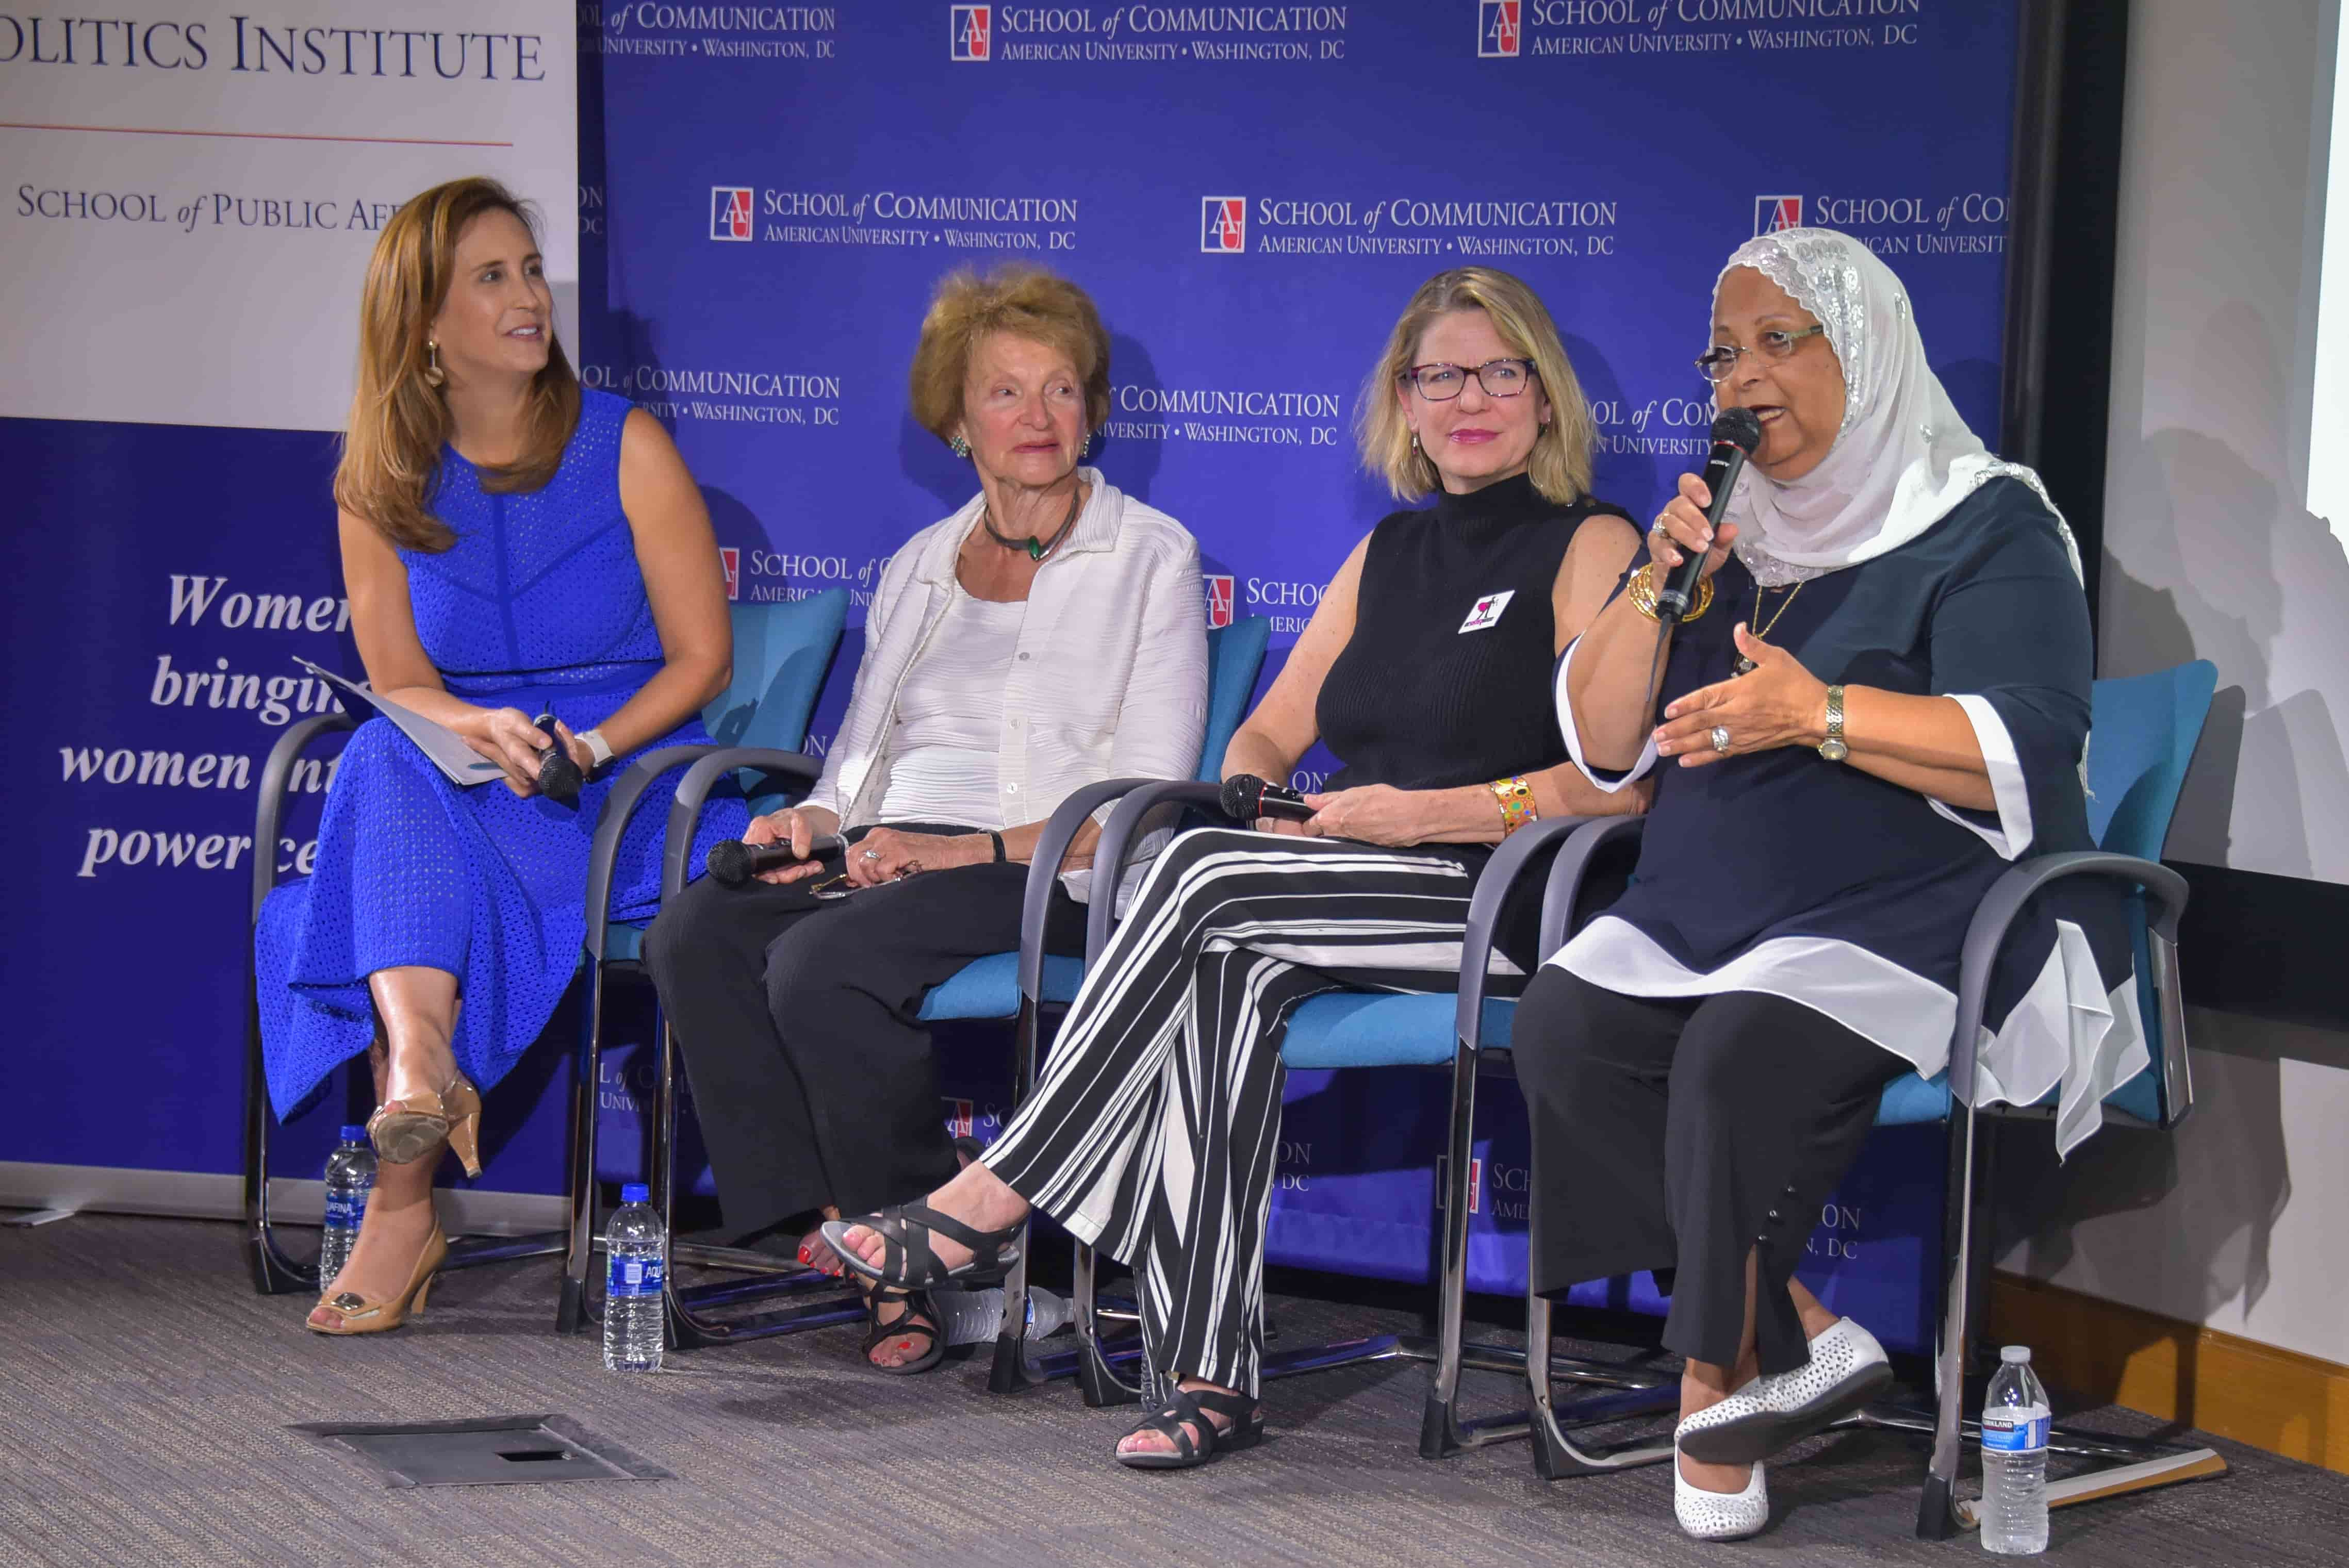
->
[917, 951, 1085, 1022]
[1280, 992, 1517, 1070]
[1869, 1064, 2164, 1128]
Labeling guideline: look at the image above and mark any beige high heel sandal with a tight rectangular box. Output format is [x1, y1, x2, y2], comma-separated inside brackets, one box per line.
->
[366, 1074, 483, 1177]
[307, 1222, 449, 1335]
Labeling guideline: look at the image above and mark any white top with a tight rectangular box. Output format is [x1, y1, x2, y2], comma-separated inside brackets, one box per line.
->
[875, 587, 1027, 830]
[802, 470, 1208, 904]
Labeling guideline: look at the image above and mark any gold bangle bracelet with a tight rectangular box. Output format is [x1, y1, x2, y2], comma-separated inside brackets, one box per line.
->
[1627, 562, 1713, 623]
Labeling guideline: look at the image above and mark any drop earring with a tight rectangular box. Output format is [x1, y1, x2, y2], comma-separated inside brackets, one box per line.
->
[948, 433, 971, 458]
[1080, 432, 1093, 457]
[423, 340, 445, 388]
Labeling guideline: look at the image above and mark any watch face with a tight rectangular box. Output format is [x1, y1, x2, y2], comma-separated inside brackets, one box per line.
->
[1818, 737, 1850, 762]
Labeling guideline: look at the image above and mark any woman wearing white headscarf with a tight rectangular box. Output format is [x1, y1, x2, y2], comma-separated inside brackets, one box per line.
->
[1509, 228, 2140, 1540]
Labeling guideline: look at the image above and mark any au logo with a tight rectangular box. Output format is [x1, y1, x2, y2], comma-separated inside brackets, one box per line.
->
[710, 186, 753, 242]
[1755, 194, 1802, 235]
[718, 547, 740, 602]
[1479, 0, 1521, 57]
[942, 1097, 976, 1136]
[1204, 573, 1235, 630]
[951, 4, 990, 59]
[1201, 196, 1245, 254]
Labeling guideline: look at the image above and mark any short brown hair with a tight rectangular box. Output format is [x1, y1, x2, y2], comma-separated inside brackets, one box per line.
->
[1356, 267, 1597, 506]
[908, 264, 1112, 443]
[334, 178, 580, 552]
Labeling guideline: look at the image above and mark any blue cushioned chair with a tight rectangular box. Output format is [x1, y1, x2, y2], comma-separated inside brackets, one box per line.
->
[1039, 786, 1680, 1447]
[639, 616, 1272, 1355]
[242, 591, 849, 1308]
[1519, 662, 2226, 1534]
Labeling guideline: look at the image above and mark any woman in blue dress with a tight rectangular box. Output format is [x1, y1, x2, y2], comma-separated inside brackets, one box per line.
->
[254, 178, 744, 1334]
[1513, 229, 2143, 1539]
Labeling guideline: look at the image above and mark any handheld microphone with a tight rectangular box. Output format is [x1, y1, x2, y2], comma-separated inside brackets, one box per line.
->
[707, 833, 847, 887]
[534, 713, 583, 807]
[1221, 773, 1316, 824]
[1655, 406, 1763, 622]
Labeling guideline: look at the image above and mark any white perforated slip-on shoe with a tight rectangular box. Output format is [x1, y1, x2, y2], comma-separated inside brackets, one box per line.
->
[1675, 1316, 1893, 1465]
[1674, 1442, 1769, 1541]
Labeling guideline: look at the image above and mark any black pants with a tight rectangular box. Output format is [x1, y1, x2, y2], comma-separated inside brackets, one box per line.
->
[1510, 968, 1904, 1375]
[641, 823, 1087, 1234]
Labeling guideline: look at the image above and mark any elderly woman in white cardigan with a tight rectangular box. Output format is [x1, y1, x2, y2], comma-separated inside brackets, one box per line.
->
[644, 264, 1205, 1374]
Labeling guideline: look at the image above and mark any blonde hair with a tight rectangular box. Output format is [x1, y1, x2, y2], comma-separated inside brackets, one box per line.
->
[1356, 267, 1596, 506]
[333, 177, 580, 552]
[908, 263, 1112, 442]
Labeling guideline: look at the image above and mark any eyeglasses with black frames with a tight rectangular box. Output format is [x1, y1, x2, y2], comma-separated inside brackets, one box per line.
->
[1402, 359, 1539, 401]
[1694, 325, 1827, 382]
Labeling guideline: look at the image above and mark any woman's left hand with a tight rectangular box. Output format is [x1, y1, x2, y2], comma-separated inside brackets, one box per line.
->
[1655, 624, 1829, 766]
[549, 718, 597, 777]
[1301, 783, 1427, 845]
[844, 827, 984, 886]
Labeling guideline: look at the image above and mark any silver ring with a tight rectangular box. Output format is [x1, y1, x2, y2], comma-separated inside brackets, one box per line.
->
[1710, 726, 1732, 754]
[862, 848, 882, 861]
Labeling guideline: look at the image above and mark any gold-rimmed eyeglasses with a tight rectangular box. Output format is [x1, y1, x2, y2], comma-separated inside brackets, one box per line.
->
[1694, 326, 1827, 382]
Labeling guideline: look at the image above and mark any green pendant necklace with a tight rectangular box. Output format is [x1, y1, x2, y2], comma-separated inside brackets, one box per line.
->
[982, 484, 1083, 562]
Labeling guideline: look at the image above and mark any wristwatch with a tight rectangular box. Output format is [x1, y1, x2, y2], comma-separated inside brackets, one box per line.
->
[1817, 687, 1848, 763]
[576, 728, 616, 772]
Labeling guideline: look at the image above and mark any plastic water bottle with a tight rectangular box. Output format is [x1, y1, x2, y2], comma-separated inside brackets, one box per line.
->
[601, 1184, 666, 1372]
[1980, 1344, 2050, 1554]
[938, 1285, 1072, 1346]
[317, 1126, 375, 1285]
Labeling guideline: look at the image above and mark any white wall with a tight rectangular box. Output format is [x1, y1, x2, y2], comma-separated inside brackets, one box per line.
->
[2010, 0, 2349, 1368]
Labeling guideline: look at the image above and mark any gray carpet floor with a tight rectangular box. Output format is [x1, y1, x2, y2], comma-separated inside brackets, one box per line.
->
[3, 1215, 2343, 1567]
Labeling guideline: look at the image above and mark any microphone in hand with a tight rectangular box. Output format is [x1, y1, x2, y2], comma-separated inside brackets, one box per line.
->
[534, 713, 583, 807]
[707, 833, 847, 887]
[1656, 406, 1763, 623]
[1221, 773, 1317, 825]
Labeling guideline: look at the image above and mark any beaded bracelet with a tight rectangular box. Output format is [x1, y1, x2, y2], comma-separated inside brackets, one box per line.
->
[1489, 775, 1538, 837]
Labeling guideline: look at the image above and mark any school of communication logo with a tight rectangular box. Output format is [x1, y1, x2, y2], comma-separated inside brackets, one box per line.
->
[1205, 574, 1235, 629]
[1201, 196, 1246, 253]
[951, 5, 991, 58]
[1479, 0, 1520, 56]
[711, 186, 754, 241]
[1754, 194, 1803, 235]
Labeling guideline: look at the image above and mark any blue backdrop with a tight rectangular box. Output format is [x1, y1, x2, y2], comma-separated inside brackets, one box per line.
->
[9, 0, 2014, 1347]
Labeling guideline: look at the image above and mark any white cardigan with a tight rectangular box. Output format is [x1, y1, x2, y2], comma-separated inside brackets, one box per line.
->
[800, 471, 1208, 902]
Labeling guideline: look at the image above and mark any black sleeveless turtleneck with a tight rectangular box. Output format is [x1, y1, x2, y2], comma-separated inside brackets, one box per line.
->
[1317, 473, 1629, 793]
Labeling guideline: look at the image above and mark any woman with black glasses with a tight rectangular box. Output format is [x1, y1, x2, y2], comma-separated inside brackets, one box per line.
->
[827, 267, 1650, 1469]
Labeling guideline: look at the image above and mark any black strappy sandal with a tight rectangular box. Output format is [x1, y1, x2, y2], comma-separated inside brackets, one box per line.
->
[858, 1283, 945, 1376]
[1114, 1386, 1266, 1472]
[820, 1202, 1023, 1291]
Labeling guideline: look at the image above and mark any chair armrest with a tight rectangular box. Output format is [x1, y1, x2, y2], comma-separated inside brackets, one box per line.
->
[1453, 816, 1592, 1048]
[659, 746, 825, 900]
[582, 744, 728, 962]
[1948, 851, 2189, 1105]
[1539, 817, 1649, 958]
[250, 712, 356, 922]
[1017, 778, 1167, 1006]
[1088, 780, 1231, 960]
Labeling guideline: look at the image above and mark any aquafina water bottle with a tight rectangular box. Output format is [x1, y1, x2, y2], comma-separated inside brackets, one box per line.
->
[1980, 1344, 2050, 1554]
[601, 1183, 666, 1372]
[318, 1125, 376, 1284]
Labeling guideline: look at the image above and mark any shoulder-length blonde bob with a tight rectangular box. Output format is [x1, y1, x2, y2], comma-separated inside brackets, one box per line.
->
[909, 263, 1112, 442]
[1356, 267, 1597, 506]
[334, 177, 581, 552]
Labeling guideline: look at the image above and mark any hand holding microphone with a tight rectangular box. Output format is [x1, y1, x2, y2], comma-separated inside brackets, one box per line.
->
[1650, 406, 1763, 620]
[713, 807, 844, 886]
[1221, 773, 1317, 830]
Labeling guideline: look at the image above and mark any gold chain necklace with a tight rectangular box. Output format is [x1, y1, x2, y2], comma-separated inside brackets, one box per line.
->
[1734, 581, 1804, 675]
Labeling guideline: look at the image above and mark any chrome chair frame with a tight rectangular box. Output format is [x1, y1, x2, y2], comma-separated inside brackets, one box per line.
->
[1528, 817, 2221, 1527]
[1039, 781, 1677, 1449]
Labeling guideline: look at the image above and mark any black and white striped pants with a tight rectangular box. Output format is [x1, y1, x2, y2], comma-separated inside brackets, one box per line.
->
[981, 826, 1522, 1396]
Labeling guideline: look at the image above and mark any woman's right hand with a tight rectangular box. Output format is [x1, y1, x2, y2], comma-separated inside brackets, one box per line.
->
[459, 706, 554, 797]
[1648, 472, 1741, 585]
[742, 806, 841, 885]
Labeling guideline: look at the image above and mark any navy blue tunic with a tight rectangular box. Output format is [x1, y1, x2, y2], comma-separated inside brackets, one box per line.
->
[1553, 477, 2142, 1152]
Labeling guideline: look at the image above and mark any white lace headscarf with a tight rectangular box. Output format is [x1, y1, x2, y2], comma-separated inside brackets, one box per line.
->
[1714, 227, 2082, 589]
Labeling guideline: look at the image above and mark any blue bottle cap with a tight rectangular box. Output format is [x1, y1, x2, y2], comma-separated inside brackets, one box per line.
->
[620, 1183, 650, 1204]
[339, 1125, 368, 1142]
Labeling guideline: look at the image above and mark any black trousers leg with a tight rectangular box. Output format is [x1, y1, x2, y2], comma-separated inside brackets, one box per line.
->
[1514, 968, 1903, 1375]
[643, 828, 1085, 1234]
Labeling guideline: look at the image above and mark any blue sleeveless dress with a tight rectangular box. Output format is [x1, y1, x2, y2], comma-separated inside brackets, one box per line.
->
[256, 390, 748, 1118]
